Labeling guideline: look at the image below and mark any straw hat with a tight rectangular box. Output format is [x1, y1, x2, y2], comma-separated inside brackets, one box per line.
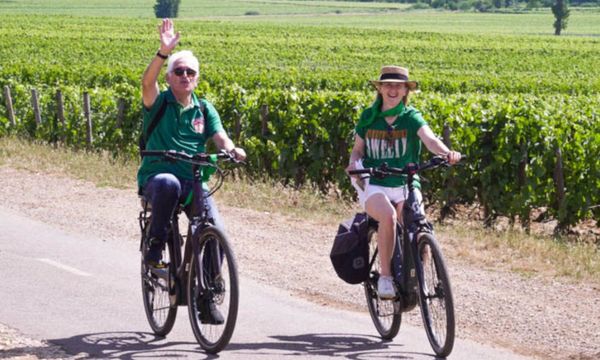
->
[369, 65, 418, 91]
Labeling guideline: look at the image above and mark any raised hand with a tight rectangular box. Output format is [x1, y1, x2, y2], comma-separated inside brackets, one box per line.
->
[158, 18, 180, 55]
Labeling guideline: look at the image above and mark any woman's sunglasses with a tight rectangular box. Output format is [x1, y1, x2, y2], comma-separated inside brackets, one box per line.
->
[173, 67, 197, 77]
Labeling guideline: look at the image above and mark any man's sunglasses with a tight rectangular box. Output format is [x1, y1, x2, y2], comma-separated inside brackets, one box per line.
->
[173, 67, 197, 77]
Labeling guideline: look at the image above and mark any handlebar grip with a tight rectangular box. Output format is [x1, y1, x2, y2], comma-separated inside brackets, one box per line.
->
[430, 156, 447, 165]
[348, 169, 372, 176]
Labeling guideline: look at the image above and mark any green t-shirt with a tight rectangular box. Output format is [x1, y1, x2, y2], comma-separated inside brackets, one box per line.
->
[137, 88, 224, 188]
[355, 105, 427, 187]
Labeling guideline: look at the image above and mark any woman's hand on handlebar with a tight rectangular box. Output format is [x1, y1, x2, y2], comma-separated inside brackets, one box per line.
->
[345, 161, 359, 178]
[445, 150, 461, 165]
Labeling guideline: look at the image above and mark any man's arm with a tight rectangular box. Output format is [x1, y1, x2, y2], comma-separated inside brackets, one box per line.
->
[142, 18, 180, 109]
[212, 131, 247, 161]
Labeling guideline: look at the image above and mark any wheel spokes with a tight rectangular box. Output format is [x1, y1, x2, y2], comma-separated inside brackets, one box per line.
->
[421, 246, 448, 345]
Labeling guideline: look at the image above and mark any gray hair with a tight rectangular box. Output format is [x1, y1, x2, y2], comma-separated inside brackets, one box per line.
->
[166, 50, 199, 74]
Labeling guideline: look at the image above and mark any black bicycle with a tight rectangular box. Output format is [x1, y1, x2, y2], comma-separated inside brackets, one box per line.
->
[348, 156, 457, 358]
[138, 149, 239, 354]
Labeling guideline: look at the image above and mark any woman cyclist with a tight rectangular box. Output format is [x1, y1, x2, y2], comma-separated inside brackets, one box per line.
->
[346, 65, 460, 299]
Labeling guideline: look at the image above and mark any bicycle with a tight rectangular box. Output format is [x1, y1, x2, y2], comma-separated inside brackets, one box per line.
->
[138, 149, 240, 354]
[348, 156, 457, 358]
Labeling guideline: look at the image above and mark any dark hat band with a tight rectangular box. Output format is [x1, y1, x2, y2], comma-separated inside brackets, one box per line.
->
[379, 73, 409, 81]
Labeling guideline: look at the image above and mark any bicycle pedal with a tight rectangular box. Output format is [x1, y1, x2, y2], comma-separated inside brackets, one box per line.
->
[149, 265, 169, 280]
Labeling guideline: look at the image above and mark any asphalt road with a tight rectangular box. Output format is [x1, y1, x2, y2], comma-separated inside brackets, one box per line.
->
[0, 206, 534, 359]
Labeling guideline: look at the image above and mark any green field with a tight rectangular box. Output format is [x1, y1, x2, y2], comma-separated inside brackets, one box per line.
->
[0, 0, 409, 17]
[1, 15, 597, 94]
[1, 0, 599, 35]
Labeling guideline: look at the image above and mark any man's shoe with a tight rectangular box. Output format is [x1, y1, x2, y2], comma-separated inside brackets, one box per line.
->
[145, 238, 164, 267]
[377, 275, 396, 300]
[198, 299, 225, 325]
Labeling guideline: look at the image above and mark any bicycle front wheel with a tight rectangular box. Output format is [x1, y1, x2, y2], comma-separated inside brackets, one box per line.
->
[187, 226, 239, 354]
[363, 228, 401, 340]
[141, 234, 178, 336]
[417, 233, 455, 357]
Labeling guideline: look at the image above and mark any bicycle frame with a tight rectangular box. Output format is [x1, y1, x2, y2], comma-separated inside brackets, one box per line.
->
[350, 156, 457, 356]
[139, 151, 230, 306]
[353, 158, 446, 311]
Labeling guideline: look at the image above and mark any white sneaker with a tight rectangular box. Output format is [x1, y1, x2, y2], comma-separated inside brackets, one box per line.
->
[377, 275, 396, 300]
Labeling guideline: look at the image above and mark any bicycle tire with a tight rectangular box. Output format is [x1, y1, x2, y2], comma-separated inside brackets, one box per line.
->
[141, 227, 178, 336]
[187, 226, 239, 354]
[417, 233, 455, 357]
[363, 228, 401, 340]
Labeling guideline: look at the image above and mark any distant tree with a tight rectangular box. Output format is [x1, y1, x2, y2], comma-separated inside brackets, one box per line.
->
[475, 0, 494, 11]
[527, 0, 541, 9]
[551, 0, 570, 35]
[154, 0, 180, 18]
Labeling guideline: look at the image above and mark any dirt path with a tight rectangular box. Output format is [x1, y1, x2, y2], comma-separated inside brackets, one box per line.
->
[0, 166, 599, 360]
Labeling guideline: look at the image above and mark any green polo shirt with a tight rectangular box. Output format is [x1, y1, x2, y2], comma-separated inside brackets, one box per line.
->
[137, 88, 224, 188]
[355, 105, 427, 188]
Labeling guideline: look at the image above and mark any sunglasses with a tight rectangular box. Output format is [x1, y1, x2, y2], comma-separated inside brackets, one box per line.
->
[173, 67, 197, 77]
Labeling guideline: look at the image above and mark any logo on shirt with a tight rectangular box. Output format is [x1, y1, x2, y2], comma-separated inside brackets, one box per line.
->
[192, 117, 204, 134]
[365, 129, 407, 159]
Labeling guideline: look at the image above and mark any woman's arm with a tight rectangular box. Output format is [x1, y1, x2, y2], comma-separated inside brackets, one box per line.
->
[346, 134, 365, 173]
[417, 125, 461, 164]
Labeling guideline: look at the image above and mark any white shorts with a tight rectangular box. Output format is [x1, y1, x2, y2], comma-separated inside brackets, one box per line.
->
[360, 184, 410, 209]
[350, 159, 421, 210]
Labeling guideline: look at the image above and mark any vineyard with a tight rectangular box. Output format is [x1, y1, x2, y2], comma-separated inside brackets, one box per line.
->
[0, 12, 599, 230]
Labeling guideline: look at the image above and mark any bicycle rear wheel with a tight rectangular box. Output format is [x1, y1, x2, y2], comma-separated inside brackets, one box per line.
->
[187, 226, 239, 354]
[141, 229, 178, 336]
[363, 228, 401, 340]
[417, 233, 455, 357]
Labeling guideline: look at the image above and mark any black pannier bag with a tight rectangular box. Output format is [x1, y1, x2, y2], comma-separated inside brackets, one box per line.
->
[330, 212, 370, 284]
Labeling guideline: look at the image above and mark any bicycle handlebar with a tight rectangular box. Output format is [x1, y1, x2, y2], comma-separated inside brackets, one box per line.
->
[141, 149, 242, 198]
[141, 149, 237, 165]
[348, 156, 463, 179]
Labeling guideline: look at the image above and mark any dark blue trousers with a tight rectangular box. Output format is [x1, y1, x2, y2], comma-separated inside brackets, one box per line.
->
[143, 173, 224, 243]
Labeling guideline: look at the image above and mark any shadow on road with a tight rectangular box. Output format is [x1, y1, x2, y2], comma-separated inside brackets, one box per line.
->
[47, 331, 217, 359]
[228, 332, 437, 359]
[30, 331, 438, 359]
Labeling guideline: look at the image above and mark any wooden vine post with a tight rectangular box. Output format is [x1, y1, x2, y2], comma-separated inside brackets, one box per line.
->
[233, 109, 241, 142]
[3, 86, 16, 126]
[31, 89, 42, 125]
[83, 92, 92, 147]
[553, 146, 566, 232]
[116, 98, 125, 129]
[260, 104, 269, 136]
[56, 90, 66, 142]
[439, 124, 455, 221]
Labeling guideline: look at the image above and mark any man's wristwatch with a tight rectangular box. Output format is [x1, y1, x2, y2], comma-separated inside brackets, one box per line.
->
[156, 51, 168, 60]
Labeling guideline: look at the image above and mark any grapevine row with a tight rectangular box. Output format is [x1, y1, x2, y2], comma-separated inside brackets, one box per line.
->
[1, 82, 598, 229]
